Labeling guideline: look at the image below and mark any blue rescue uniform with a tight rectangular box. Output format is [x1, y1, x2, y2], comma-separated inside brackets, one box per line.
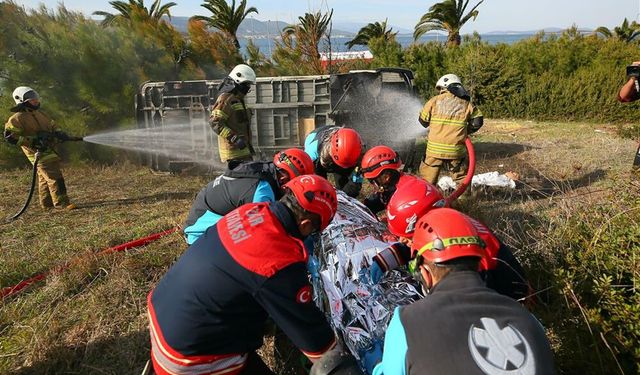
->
[149, 202, 337, 375]
[183, 161, 281, 244]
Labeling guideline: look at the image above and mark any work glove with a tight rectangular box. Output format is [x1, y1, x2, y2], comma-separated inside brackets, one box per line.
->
[30, 135, 48, 150]
[228, 134, 247, 150]
[342, 181, 362, 198]
[360, 340, 383, 375]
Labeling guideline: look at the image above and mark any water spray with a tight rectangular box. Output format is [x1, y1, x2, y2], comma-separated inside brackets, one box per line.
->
[82, 123, 226, 170]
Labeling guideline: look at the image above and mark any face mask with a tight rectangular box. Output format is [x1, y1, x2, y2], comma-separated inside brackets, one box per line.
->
[237, 82, 251, 95]
[24, 101, 40, 110]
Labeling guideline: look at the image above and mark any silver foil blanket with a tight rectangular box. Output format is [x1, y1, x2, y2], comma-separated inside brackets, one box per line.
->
[310, 191, 423, 369]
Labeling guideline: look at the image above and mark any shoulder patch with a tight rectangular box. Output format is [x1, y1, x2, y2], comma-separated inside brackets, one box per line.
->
[468, 317, 536, 375]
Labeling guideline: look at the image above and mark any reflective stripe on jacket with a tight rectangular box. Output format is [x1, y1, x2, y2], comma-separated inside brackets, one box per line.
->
[148, 293, 248, 375]
[420, 92, 482, 159]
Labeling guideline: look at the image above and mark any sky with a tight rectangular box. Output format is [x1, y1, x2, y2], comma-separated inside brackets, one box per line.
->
[14, 0, 640, 33]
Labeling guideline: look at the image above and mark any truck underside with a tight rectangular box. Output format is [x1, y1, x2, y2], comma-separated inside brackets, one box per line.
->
[135, 68, 424, 173]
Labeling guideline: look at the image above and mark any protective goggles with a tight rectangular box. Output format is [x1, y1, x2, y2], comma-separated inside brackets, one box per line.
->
[407, 236, 483, 274]
[360, 158, 399, 176]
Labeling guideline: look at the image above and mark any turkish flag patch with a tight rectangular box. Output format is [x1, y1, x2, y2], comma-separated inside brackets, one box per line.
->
[296, 285, 312, 304]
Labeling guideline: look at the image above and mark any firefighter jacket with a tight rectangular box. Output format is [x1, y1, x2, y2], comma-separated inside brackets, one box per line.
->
[373, 218, 530, 302]
[210, 91, 253, 162]
[304, 125, 362, 197]
[149, 202, 336, 375]
[4, 108, 60, 164]
[419, 91, 483, 160]
[373, 271, 556, 375]
[183, 161, 281, 244]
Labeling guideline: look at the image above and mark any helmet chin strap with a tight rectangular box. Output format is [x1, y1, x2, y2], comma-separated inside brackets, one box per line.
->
[417, 264, 434, 295]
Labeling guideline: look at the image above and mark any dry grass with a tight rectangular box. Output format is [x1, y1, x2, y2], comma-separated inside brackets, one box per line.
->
[0, 120, 638, 374]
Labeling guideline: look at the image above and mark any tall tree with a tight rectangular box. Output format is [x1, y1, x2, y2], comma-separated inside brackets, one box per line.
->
[346, 19, 397, 50]
[595, 18, 640, 43]
[93, 0, 176, 27]
[191, 0, 258, 50]
[280, 9, 333, 73]
[414, 0, 484, 46]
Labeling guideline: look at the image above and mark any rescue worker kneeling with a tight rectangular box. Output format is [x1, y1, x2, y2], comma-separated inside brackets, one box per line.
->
[370, 178, 531, 302]
[148, 175, 339, 375]
[418, 74, 483, 186]
[359, 145, 426, 214]
[304, 126, 364, 198]
[183, 148, 314, 244]
[373, 209, 555, 375]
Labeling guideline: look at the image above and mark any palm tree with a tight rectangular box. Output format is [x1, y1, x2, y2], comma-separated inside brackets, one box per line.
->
[192, 0, 258, 50]
[283, 9, 333, 61]
[414, 0, 484, 46]
[93, 0, 176, 27]
[345, 19, 397, 49]
[595, 18, 640, 43]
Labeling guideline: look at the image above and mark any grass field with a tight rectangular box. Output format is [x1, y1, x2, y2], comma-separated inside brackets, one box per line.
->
[0, 120, 638, 374]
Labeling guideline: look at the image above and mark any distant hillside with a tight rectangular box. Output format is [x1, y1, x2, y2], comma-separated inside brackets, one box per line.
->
[168, 16, 353, 37]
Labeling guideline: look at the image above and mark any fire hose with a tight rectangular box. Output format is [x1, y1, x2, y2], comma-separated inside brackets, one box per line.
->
[7, 151, 41, 222]
[1, 227, 179, 300]
[444, 137, 476, 206]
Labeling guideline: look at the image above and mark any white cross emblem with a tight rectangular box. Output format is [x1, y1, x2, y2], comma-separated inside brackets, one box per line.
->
[468, 317, 536, 375]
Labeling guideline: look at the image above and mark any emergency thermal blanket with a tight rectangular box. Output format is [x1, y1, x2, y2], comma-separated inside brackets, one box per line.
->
[310, 191, 423, 370]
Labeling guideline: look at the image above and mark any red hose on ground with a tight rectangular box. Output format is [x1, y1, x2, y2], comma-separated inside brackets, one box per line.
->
[445, 137, 476, 205]
[1, 227, 179, 300]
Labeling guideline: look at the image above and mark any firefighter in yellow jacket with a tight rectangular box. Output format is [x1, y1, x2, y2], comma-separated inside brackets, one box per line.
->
[4, 87, 75, 209]
[418, 74, 483, 185]
[209, 64, 256, 169]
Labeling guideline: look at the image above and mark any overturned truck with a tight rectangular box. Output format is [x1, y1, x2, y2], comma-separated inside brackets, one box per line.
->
[135, 68, 424, 172]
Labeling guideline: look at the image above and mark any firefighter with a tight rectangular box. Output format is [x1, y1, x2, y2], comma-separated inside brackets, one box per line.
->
[210, 64, 256, 169]
[3, 87, 75, 210]
[418, 74, 483, 185]
[183, 148, 314, 244]
[369, 178, 531, 302]
[359, 145, 436, 214]
[148, 175, 339, 375]
[617, 61, 640, 170]
[304, 125, 363, 197]
[372, 208, 556, 375]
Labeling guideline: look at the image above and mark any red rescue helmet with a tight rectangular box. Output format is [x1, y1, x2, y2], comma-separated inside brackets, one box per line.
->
[284, 175, 338, 231]
[386, 178, 444, 238]
[330, 128, 363, 169]
[411, 208, 485, 264]
[360, 145, 401, 179]
[274, 148, 315, 180]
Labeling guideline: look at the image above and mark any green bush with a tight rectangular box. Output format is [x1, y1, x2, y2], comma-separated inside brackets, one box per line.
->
[370, 28, 640, 132]
[538, 185, 640, 373]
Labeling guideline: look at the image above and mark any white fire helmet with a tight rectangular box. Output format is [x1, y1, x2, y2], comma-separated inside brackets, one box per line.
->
[435, 74, 462, 90]
[228, 64, 257, 85]
[12, 86, 40, 105]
